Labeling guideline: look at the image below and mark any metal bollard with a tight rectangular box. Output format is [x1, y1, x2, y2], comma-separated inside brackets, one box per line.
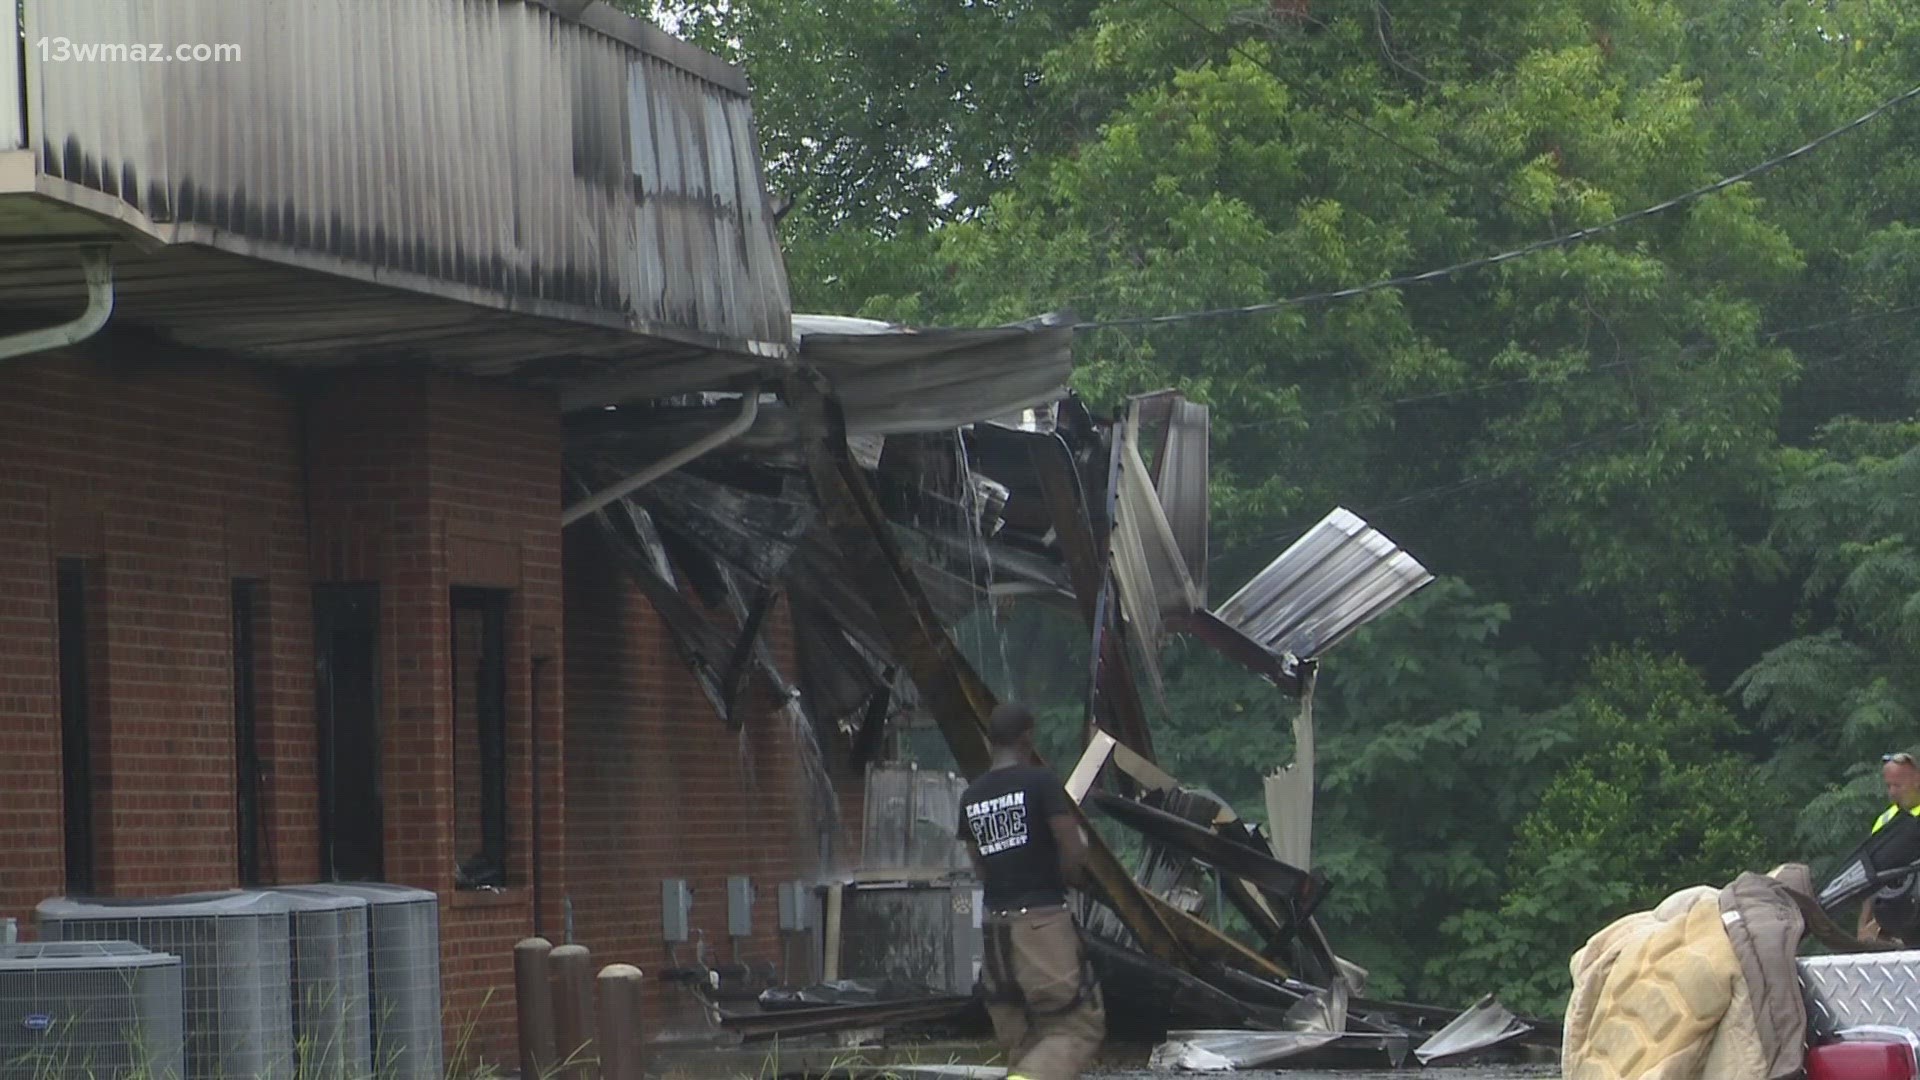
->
[514, 937, 557, 1080]
[550, 943, 596, 1078]
[596, 964, 645, 1080]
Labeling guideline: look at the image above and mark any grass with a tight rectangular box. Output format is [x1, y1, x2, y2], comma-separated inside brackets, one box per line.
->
[7, 975, 989, 1080]
[5, 983, 572, 1080]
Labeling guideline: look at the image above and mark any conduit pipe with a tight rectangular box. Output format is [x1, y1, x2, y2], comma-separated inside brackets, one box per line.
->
[0, 246, 115, 361]
[560, 387, 760, 527]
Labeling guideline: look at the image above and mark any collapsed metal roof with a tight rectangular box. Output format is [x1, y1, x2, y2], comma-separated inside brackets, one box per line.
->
[564, 307, 1434, 854]
[560, 316, 1566, 1064]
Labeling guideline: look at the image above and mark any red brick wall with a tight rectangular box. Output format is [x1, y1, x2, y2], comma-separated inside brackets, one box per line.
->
[562, 524, 868, 1030]
[428, 378, 567, 1066]
[0, 346, 874, 1069]
[0, 356, 566, 1071]
[0, 348, 312, 919]
[307, 373, 565, 1069]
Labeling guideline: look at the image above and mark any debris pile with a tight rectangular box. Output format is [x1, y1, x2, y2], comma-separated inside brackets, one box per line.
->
[564, 312, 1561, 1069]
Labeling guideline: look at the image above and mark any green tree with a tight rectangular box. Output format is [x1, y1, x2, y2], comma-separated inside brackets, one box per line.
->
[1434, 650, 1770, 1014]
[1739, 419, 1920, 864]
[634, 0, 1920, 1007]
[1288, 578, 1556, 999]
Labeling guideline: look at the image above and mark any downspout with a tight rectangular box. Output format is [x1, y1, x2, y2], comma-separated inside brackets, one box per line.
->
[0, 247, 114, 361]
[559, 389, 760, 527]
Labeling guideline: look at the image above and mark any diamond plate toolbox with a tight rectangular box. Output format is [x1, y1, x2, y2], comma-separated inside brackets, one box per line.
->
[1800, 951, 1920, 1035]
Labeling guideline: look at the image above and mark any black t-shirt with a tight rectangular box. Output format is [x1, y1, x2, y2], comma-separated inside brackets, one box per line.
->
[957, 764, 1071, 910]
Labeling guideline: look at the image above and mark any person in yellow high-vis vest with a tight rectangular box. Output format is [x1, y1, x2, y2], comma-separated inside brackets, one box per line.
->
[1859, 749, 1920, 944]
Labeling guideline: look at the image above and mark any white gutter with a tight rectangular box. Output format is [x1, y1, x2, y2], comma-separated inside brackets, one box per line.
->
[0, 247, 115, 362]
[560, 389, 760, 528]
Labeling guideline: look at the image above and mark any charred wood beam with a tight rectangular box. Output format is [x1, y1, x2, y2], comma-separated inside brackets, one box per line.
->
[1067, 729, 1312, 979]
[800, 446, 998, 775]
[1029, 432, 1105, 627]
[1088, 794, 1330, 925]
[1219, 878, 1297, 966]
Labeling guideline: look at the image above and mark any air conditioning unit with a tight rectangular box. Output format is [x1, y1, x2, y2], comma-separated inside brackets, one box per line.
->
[295, 883, 442, 1080]
[837, 880, 982, 997]
[36, 891, 293, 1080]
[267, 888, 373, 1079]
[0, 940, 185, 1080]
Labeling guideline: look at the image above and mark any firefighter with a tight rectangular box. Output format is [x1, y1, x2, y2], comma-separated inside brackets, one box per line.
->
[957, 703, 1106, 1080]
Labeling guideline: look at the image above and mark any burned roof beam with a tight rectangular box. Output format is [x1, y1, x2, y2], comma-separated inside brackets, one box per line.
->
[1086, 794, 1330, 927]
[1065, 729, 1331, 981]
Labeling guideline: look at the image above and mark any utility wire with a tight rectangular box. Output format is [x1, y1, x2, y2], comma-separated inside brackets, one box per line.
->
[1075, 80, 1920, 331]
[1354, 334, 1905, 516]
[1761, 300, 1920, 341]
[1230, 302, 1917, 430]
[1208, 332, 1909, 560]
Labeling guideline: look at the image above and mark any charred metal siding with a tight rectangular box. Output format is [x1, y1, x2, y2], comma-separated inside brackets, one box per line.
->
[18, 0, 790, 355]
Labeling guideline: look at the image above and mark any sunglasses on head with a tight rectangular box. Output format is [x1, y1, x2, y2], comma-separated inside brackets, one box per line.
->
[1887, 753, 1917, 766]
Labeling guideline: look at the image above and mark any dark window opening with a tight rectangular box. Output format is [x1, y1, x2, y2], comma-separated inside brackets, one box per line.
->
[451, 587, 509, 889]
[57, 558, 97, 897]
[232, 579, 264, 887]
[313, 584, 383, 883]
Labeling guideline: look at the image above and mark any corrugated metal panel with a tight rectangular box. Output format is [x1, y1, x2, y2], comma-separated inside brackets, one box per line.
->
[20, 0, 790, 357]
[1112, 412, 1203, 654]
[1154, 399, 1211, 601]
[1214, 507, 1433, 662]
[1, 3, 20, 152]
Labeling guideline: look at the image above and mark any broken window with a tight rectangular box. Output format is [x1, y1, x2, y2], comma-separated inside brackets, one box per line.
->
[451, 587, 509, 888]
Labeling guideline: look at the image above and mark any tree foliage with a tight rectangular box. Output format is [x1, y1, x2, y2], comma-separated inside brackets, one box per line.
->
[646, 0, 1920, 1011]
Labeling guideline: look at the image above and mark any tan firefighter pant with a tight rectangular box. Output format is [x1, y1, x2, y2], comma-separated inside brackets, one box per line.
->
[980, 905, 1105, 1080]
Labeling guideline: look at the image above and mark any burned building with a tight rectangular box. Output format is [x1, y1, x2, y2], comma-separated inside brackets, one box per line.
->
[0, 0, 835, 1069]
[0, 1, 1560, 1074]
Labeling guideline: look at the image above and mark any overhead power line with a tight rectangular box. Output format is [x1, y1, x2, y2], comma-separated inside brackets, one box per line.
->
[1075, 79, 1920, 332]
[1205, 330, 1913, 561]
[1245, 301, 1920, 429]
